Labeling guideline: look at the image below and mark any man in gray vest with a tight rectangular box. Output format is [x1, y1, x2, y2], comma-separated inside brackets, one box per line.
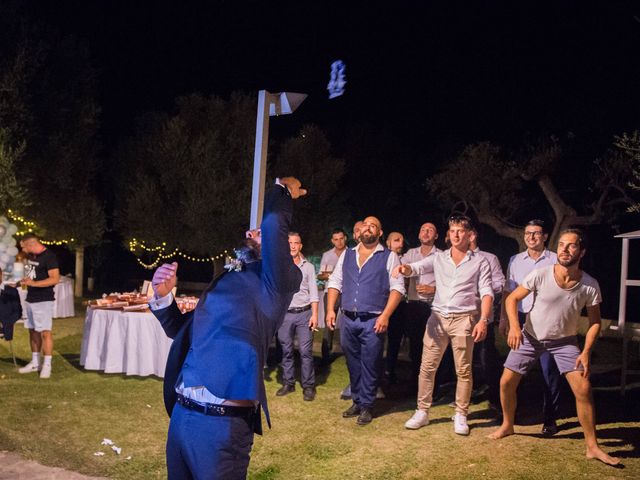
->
[326, 216, 405, 425]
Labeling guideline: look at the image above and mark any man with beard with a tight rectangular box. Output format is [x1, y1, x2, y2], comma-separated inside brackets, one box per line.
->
[489, 229, 619, 467]
[326, 216, 405, 425]
[500, 219, 561, 435]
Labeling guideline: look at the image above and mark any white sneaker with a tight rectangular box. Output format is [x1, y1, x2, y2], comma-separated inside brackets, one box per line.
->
[18, 361, 41, 374]
[453, 413, 469, 435]
[405, 410, 430, 430]
[39, 364, 52, 379]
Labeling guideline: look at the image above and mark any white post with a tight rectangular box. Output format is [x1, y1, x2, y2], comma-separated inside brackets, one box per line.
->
[74, 246, 84, 298]
[250, 90, 271, 230]
[618, 238, 629, 334]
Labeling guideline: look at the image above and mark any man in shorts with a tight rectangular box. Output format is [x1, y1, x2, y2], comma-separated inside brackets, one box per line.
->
[488, 229, 619, 466]
[18, 233, 60, 379]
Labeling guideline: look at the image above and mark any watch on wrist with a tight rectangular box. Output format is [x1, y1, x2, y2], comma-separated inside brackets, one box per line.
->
[480, 317, 490, 324]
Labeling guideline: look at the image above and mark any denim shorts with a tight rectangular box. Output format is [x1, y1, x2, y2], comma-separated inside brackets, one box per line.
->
[504, 330, 582, 375]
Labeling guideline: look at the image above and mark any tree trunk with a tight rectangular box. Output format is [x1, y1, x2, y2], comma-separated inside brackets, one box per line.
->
[74, 246, 84, 298]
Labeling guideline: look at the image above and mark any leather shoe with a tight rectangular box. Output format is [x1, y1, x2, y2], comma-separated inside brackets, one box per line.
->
[276, 384, 295, 396]
[303, 387, 316, 401]
[541, 421, 558, 437]
[356, 408, 373, 426]
[342, 403, 361, 418]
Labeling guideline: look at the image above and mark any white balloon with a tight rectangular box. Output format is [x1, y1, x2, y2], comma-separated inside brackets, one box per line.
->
[5, 236, 16, 247]
[0, 262, 6, 270]
[0, 253, 9, 263]
[0, 226, 6, 237]
[7, 246, 18, 256]
[0, 243, 5, 252]
[7, 224, 17, 235]
[0, 216, 7, 224]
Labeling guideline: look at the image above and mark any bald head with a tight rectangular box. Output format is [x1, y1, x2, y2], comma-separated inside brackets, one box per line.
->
[360, 216, 383, 247]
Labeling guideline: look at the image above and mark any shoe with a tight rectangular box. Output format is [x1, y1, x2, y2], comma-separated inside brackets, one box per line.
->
[405, 410, 430, 430]
[356, 408, 373, 425]
[541, 421, 558, 437]
[303, 387, 316, 401]
[340, 384, 352, 400]
[275, 384, 295, 396]
[376, 386, 385, 399]
[453, 413, 470, 435]
[342, 403, 361, 418]
[39, 364, 51, 379]
[18, 361, 41, 374]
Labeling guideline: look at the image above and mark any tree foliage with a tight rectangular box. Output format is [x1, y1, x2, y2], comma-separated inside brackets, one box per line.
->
[271, 124, 348, 253]
[614, 130, 640, 213]
[0, 7, 104, 246]
[0, 127, 29, 213]
[116, 92, 256, 255]
[426, 136, 637, 249]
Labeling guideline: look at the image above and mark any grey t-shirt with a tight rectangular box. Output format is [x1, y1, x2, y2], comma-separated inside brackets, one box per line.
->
[523, 265, 601, 340]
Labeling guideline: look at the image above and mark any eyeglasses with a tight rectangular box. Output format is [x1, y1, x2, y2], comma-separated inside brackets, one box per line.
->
[524, 231, 543, 237]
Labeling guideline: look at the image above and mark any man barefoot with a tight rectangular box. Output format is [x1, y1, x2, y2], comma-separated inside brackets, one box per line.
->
[488, 229, 619, 466]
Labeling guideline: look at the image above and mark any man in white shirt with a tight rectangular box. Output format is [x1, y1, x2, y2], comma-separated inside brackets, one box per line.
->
[326, 216, 405, 425]
[501, 219, 561, 436]
[387, 223, 440, 385]
[396, 215, 493, 435]
[489, 229, 619, 467]
[276, 232, 320, 401]
[317, 228, 348, 364]
[469, 228, 505, 411]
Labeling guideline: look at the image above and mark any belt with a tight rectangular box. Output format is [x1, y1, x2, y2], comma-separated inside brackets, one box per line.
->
[176, 394, 256, 418]
[343, 310, 378, 321]
[407, 299, 432, 305]
[288, 304, 311, 313]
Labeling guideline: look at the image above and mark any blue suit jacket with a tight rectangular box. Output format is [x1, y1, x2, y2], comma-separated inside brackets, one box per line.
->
[152, 186, 302, 433]
[0, 285, 22, 341]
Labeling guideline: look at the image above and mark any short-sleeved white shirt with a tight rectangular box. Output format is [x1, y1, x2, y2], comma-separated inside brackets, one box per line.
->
[522, 265, 602, 340]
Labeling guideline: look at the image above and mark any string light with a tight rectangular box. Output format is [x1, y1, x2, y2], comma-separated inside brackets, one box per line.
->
[129, 238, 229, 270]
[6, 209, 75, 245]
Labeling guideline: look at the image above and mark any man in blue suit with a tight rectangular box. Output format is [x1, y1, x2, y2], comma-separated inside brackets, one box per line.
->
[150, 177, 305, 480]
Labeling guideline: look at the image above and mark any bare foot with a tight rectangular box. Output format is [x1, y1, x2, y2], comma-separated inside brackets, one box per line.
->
[487, 425, 514, 439]
[586, 446, 621, 466]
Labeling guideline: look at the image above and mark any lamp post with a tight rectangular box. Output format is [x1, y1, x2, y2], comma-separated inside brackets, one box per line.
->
[250, 90, 307, 229]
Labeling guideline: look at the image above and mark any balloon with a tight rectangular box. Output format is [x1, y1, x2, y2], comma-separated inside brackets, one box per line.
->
[4, 236, 16, 247]
[0, 226, 5, 237]
[7, 224, 17, 235]
[0, 253, 8, 263]
[0, 243, 6, 253]
[7, 246, 18, 256]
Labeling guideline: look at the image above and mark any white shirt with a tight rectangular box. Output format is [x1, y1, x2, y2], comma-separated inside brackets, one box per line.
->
[289, 257, 320, 308]
[319, 248, 343, 274]
[506, 249, 557, 313]
[407, 248, 494, 315]
[473, 248, 506, 294]
[403, 245, 440, 302]
[327, 243, 406, 295]
[522, 265, 601, 340]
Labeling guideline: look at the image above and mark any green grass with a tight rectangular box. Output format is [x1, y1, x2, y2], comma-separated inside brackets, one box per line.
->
[0, 308, 638, 479]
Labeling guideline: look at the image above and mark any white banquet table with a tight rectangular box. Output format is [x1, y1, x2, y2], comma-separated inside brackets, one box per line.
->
[18, 276, 75, 319]
[80, 307, 172, 378]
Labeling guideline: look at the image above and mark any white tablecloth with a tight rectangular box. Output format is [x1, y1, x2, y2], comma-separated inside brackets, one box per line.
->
[18, 276, 75, 319]
[79, 307, 172, 378]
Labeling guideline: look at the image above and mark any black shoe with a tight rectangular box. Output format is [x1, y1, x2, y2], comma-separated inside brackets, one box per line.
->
[541, 421, 558, 437]
[303, 386, 316, 401]
[342, 403, 361, 418]
[276, 384, 295, 396]
[356, 408, 373, 425]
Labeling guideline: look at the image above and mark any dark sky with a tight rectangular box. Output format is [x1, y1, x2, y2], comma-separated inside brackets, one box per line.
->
[29, 0, 640, 147]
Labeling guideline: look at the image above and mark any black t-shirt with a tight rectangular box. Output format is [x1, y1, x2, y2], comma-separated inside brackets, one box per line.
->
[25, 248, 59, 303]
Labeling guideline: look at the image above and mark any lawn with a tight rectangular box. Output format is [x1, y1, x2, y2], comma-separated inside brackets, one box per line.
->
[0, 306, 638, 479]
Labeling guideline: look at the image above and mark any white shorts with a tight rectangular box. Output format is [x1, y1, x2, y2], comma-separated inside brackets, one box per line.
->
[25, 301, 54, 332]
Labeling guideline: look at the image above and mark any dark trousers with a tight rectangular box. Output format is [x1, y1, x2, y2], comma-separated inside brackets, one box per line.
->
[321, 292, 340, 362]
[473, 323, 501, 405]
[166, 403, 254, 480]
[386, 301, 430, 380]
[278, 310, 315, 388]
[518, 311, 561, 422]
[341, 315, 385, 409]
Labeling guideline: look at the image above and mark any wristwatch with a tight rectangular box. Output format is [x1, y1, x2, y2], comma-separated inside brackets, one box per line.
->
[479, 317, 490, 324]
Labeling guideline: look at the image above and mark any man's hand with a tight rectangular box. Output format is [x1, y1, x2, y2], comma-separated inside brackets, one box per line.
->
[326, 310, 337, 331]
[392, 264, 412, 278]
[279, 177, 307, 199]
[498, 316, 509, 337]
[374, 314, 390, 334]
[317, 272, 330, 281]
[20, 277, 34, 287]
[308, 314, 318, 331]
[575, 351, 591, 378]
[472, 320, 488, 343]
[416, 284, 435, 295]
[507, 325, 523, 351]
[152, 262, 178, 298]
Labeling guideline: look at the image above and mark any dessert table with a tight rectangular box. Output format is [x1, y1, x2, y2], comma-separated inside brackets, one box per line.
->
[79, 307, 172, 378]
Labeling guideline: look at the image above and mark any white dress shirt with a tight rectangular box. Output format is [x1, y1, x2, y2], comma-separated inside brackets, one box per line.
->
[473, 248, 506, 294]
[403, 245, 440, 303]
[407, 248, 493, 315]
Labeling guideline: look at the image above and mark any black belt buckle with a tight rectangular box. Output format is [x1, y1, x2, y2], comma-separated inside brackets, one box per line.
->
[288, 304, 311, 314]
[344, 310, 376, 321]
